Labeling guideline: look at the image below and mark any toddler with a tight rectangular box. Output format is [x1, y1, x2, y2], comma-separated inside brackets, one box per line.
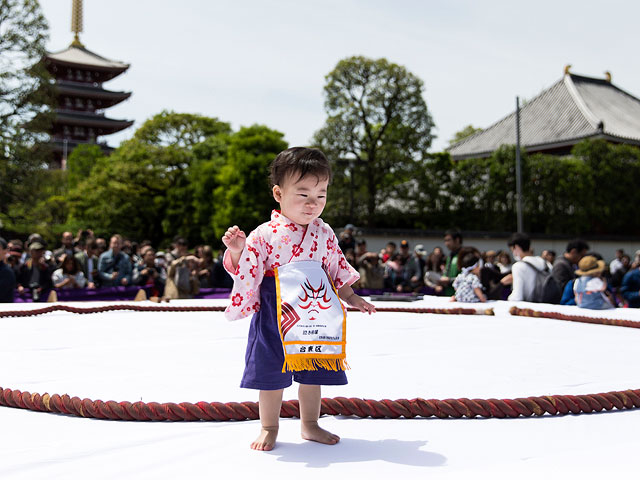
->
[222, 147, 376, 451]
[451, 251, 486, 303]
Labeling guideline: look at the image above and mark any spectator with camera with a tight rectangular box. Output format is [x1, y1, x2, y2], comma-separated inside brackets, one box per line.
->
[0, 237, 16, 303]
[166, 236, 190, 263]
[402, 244, 427, 292]
[357, 252, 385, 289]
[164, 255, 200, 299]
[6, 241, 24, 279]
[17, 242, 55, 301]
[338, 224, 356, 253]
[134, 247, 166, 296]
[97, 234, 133, 287]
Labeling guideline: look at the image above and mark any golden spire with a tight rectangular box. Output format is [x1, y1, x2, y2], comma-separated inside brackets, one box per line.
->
[70, 0, 84, 47]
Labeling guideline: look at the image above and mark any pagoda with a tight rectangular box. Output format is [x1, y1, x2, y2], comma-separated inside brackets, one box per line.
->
[44, 0, 133, 168]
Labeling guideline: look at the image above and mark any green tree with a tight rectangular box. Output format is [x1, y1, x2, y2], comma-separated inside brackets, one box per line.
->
[0, 0, 54, 232]
[133, 110, 231, 148]
[313, 56, 435, 226]
[449, 125, 482, 146]
[211, 125, 287, 238]
[65, 112, 232, 244]
[66, 143, 105, 188]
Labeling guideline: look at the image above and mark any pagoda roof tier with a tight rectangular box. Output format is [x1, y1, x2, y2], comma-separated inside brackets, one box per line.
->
[54, 111, 133, 135]
[448, 72, 640, 160]
[49, 140, 114, 155]
[45, 46, 129, 82]
[57, 81, 131, 108]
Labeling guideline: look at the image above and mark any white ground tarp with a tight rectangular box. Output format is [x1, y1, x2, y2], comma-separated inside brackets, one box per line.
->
[1, 297, 640, 479]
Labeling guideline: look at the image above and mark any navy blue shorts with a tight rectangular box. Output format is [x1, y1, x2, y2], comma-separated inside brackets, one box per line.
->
[240, 276, 348, 390]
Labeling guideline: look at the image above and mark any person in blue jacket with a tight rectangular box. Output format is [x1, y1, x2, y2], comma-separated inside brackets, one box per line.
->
[620, 264, 640, 308]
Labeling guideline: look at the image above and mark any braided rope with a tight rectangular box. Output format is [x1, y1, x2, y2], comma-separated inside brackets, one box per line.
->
[2, 304, 639, 421]
[509, 306, 640, 330]
[0, 304, 489, 318]
[2, 386, 639, 421]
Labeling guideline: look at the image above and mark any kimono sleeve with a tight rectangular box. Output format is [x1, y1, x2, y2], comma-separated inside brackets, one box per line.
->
[223, 229, 267, 321]
[325, 230, 359, 289]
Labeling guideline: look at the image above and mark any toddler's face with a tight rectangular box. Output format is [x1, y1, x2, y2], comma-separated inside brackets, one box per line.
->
[273, 173, 329, 226]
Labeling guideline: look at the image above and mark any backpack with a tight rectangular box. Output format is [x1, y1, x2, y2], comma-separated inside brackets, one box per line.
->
[522, 260, 560, 303]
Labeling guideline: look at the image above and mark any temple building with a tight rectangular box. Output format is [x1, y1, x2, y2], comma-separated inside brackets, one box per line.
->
[43, 0, 133, 168]
[448, 66, 640, 161]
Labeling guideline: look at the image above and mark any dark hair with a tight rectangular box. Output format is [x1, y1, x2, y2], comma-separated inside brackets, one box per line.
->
[269, 147, 332, 187]
[174, 236, 188, 247]
[386, 241, 396, 248]
[0, 237, 7, 249]
[444, 229, 463, 243]
[356, 239, 367, 246]
[586, 251, 603, 261]
[61, 254, 80, 274]
[460, 251, 481, 269]
[566, 239, 589, 253]
[507, 232, 531, 251]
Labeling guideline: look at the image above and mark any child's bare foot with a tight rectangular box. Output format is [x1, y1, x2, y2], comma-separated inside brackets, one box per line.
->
[301, 421, 340, 445]
[250, 426, 278, 451]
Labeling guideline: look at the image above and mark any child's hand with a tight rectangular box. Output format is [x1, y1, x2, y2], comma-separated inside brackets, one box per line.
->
[222, 225, 246, 253]
[345, 293, 376, 315]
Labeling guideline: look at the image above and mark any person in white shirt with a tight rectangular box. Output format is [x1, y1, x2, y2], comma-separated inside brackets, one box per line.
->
[609, 249, 625, 276]
[506, 233, 549, 302]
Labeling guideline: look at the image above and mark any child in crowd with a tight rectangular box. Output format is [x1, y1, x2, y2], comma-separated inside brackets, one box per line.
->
[222, 147, 376, 452]
[451, 251, 486, 303]
[573, 255, 614, 309]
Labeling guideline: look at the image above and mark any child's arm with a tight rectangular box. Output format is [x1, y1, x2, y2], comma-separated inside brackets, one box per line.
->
[221, 225, 246, 271]
[338, 283, 376, 314]
[599, 277, 608, 292]
[474, 287, 487, 302]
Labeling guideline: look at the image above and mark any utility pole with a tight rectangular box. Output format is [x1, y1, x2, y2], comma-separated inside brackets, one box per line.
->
[515, 96, 523, 233]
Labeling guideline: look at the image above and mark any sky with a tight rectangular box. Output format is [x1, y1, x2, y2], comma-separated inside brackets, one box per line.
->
[39, 0, 640, 152]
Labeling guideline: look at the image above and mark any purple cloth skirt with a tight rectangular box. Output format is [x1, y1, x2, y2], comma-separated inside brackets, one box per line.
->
[240, 276, 347, 390]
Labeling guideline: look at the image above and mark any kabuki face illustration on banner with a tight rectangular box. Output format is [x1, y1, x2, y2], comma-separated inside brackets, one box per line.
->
[276, 260, 346, 358]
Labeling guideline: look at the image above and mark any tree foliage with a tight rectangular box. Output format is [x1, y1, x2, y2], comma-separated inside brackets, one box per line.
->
[0, 0, 52, 143]
[0, 0, 55, 233]
[63, 113, 287, 246]
[210, 125, 287, 238]
[313, 56, 435, 226]
[449, 125, 483, 146]
[400, 139, 640, 236]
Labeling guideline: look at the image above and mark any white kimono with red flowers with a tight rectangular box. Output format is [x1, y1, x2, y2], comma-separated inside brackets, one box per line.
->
[223, 210, 359, 321]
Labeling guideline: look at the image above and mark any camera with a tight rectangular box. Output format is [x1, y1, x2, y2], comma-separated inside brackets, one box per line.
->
[29, 282, 41, 302]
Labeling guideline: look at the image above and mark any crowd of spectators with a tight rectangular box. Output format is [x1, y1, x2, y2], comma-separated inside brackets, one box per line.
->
[338, 226, 640, 309]
[1, 227, 640, 308]
[0, 231, 233, 302]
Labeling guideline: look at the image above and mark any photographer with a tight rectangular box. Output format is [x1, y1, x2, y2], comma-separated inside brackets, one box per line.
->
[17, 242, 55, 302]
[133, 247, 165, 297]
